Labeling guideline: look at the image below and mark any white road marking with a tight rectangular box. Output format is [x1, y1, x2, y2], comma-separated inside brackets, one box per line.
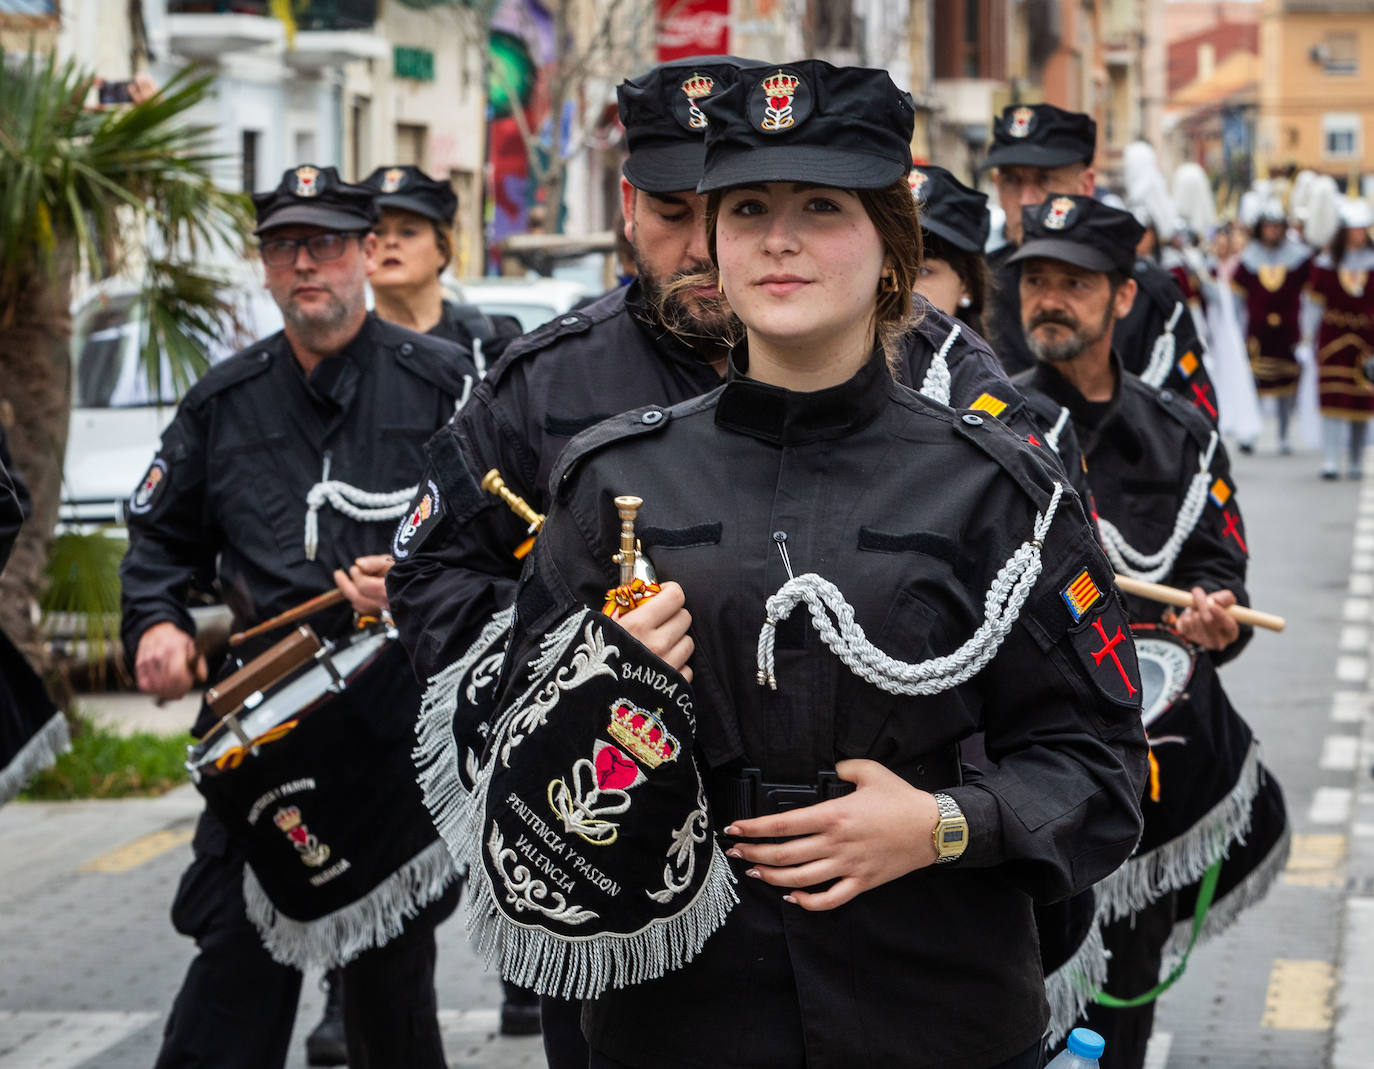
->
[1350, 573, 1374, 596]
[0, 1011, 158, 1067]
[437, 1008, 502, 1033]
[1334, 900, 1374, 1067]
[1337, 656, 1369, 683]
[1321, 735, 1360, 772]
[1343, 598, 1371, 622]
[1143, 1031, 1172, 1069]
[1342, 626, 1370, 651]
[1356, 533, 1374, 554]
[1332, 692, 1370, 723]
[1311, 786, 1354, 824]
[1354, 553, 1374, 573]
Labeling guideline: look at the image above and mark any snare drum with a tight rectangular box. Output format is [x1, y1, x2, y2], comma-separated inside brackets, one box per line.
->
[189, 622, 457, 970]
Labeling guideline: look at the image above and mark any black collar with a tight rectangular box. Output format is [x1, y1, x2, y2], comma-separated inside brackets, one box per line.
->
[1023, 351, 1143, 462]
[714, 343, 891, 445]
[292, 312, 378, 412]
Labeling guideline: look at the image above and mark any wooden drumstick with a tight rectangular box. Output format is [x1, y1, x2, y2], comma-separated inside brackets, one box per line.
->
[228, 588, 347, 647]
[1113, 575, 1286, 633]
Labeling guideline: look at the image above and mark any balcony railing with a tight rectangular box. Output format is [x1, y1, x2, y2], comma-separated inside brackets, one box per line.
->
[166, 0, 376, 30]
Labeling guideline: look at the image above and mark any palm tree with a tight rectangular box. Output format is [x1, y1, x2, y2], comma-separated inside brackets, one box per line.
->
[0, 48, 253, 677]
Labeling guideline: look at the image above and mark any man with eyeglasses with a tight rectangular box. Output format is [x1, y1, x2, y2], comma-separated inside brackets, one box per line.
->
[121, 165, 477, 1069]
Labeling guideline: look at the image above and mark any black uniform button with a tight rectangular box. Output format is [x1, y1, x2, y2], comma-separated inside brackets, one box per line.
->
[772, 531, 787, 542]
[962, 414, 984, 426]
[641, 410, 664, 425]
[400, 342, 414, 355]
[1160, 388, 1174, 402]
[560, 316, 580, 326]
[259, 352, 269, 362]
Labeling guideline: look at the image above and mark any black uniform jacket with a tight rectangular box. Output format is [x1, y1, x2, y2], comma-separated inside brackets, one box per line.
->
[500, 350, 1147, 1069]
[119, 314, 477, 735]
[1015, 357, 1251, 664]
[990, 243, 1205, 394]
[387, 283, 1078, 686]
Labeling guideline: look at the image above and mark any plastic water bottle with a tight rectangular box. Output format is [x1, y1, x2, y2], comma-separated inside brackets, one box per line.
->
[1045, 1027, 1106, 1068]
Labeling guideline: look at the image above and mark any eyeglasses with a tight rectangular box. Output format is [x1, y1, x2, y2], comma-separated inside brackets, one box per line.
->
[259, 231, 363, 267]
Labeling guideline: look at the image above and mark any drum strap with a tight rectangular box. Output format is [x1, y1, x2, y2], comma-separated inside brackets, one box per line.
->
[1098, 430, 1219, 583]
[1093, 858, 1222, 1009]
[917, 322, 961, 406]
[755, 483, 1064, 695]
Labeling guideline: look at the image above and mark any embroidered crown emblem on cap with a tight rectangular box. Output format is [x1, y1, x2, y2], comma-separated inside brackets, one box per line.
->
[753, 68, 809, 134]
[380, 167, 406, 193]
[1043, 196, 1076, 230]
[1008, 106, 1035, 138]
[679, 73, 714, 130]
[909, 169, 929, 202]
[294, 165, 321, 197]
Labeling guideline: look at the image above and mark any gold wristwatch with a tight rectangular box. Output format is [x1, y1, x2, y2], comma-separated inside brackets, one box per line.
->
[931, 792, 968, 864]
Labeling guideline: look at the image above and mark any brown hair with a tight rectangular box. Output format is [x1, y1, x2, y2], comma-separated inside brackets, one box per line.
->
[920, 229, 995, 338]
[680, 178, 924, 366]
[432, 222, 453, 276]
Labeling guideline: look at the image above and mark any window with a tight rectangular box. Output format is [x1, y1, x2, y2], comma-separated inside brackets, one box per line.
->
[1321, 31, 1358, 75]
[1324, 113, 1361, 161]
[294, 130, 316, 165]
[395, 123, 427, 168]
[241, 129, 260, 193]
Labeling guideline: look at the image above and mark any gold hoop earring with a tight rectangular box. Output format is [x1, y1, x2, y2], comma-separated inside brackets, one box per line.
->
[717, 275, 724, 295]
[880, 270, 900, 293]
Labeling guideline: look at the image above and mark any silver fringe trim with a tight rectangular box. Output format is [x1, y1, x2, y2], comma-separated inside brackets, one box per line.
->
[464, 822, 739, 1000]
[412, 607, 515, 871]
[243, 837, 459, 970]
[1096, 741, 1263, 925]
[1043, 917, 1110, 1046]
[0, 711, 71, 806]
[1160, 819, 1292, 969]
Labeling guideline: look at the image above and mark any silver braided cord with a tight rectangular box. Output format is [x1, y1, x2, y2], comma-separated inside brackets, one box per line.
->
[1097, 430, 1219, 583]
[304, 481, 417, 561]
[1139, 301, 1185, 389]
[1045, 405, 1071, 455]
[917, 323, 961, 405]
[755, 482, 1065, 695]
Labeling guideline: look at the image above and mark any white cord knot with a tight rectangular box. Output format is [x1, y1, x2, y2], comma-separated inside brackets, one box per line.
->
[303, 480, 418, 561]
[1098, 429, 1218, 583]
[755, 483, 1065, 696]
[1139, 301, 1185, 389]
[917, 323, 961, 406]
[1045, 405, 1071, 455]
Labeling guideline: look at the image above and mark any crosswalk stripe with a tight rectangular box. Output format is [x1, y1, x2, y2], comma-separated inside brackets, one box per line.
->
[79, 827, 194, 874]
[1262, 960, 1336, 1030]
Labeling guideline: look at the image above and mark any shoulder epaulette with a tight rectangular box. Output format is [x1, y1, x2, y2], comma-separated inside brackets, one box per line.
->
[947, 402, 1073, 515]
[485, 291, 628, 388]
[184, 342, 276, 406]
[382, 323, 476, 396]
[551, 402, 675, 499]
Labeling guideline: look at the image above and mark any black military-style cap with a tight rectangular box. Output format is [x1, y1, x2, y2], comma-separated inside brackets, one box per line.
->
[360, 165, 458, 225]
[909, 165, 989, 254]
[697, 60, 914, 193]
[252, 164, 378, 235]
[618, 56, 754, 194]
[1008, 195, 1144, 276]
[981, 102, 1096, 172]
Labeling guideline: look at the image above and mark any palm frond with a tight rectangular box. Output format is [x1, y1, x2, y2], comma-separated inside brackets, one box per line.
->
[41, 528, 126, 673]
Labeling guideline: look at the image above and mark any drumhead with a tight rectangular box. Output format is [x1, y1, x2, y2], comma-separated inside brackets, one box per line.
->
[1130, 623, 1196, 729]
[189, 627, 392, 777]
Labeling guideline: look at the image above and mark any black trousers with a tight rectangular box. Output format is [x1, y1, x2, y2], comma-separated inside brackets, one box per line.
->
[590, 1037, 1045, 1069]
[542, 995, 590, 1069]
[156, 809, 457, 1069]
[1083, 892, 1177, 1069]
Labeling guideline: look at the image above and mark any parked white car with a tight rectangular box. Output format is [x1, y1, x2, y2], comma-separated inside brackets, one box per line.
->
[444, 276, 590, 334]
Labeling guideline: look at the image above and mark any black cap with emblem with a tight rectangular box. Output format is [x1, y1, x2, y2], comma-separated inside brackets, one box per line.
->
[359, 165, 458, 225]
[618, 56, 754, 194]
[981, 103, 1097, 172]
[909, 165, 989, 253]
[697, 59, 914, 193]
[252, 165, 378, 235]
[1008, 194, 1144, 276]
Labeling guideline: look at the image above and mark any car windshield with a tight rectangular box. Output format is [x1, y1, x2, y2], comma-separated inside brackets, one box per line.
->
[472, 301, 560, 332]
[73, 298, 181, 409]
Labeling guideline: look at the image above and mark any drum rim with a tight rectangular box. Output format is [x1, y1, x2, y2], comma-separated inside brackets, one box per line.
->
[1130, 622, 1197, 727]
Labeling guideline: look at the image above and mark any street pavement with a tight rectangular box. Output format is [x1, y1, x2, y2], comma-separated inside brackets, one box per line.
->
[2, 433, 1373, 1068]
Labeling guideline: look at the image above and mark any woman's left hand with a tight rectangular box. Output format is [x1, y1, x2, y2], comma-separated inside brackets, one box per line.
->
[723, 759, 940, 911]
[1172, 586, 1240, 651]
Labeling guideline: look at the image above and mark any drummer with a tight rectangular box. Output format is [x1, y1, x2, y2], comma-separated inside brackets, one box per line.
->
[1008, 195, 1252, 1068]
[119, 165, 476, 1069]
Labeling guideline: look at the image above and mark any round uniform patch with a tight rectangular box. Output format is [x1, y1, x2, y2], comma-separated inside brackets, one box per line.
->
[129, 458, 168, 516]
[1007, 106, 1035, 139]
[294, 165, 321, 197]
[749, 68, 812, 135]
[671, 71, 716, 132]
[392, 479, 441, 560]
[1042, 196, 1077, 231]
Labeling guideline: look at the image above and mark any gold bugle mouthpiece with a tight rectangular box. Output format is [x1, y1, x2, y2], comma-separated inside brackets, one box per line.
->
[481, 468, 545, 533]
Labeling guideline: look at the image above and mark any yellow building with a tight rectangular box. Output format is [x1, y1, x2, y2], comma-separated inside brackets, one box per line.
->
[1258, 0, 1374, 182]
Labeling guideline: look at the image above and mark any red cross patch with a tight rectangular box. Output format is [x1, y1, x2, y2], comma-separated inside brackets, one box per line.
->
[1068, 593, 1141, 708]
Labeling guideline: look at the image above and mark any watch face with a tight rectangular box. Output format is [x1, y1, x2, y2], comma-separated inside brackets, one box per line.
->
[940, 827, 965, 848]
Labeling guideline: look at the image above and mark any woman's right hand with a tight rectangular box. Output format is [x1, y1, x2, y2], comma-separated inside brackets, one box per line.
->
[615, 580, 694, 682]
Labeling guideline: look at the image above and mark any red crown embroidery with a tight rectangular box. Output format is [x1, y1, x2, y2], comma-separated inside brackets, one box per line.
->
[273, 806, 302, 833]
[681, 73, 714, 100]
[762, 70, 800, 105]
[607, 701, 678, 769]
